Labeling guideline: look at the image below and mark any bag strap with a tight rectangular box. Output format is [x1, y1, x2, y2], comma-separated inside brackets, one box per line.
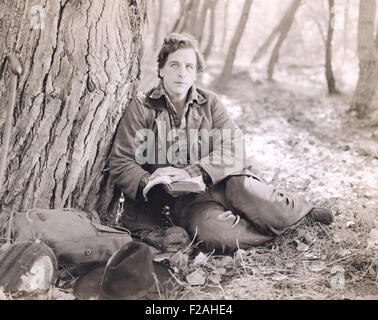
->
[5, 210, 16, 244]
[25, 209, 37, 240]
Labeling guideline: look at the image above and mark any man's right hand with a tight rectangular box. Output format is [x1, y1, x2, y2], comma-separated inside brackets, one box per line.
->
[149, 166, 191, 182]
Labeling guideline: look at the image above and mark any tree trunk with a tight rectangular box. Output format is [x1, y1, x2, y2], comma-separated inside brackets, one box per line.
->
[251, 0, 300, 64]
[222, 0, 230, 50]
[375, 21, 378, 48]
[344, 0, 350, 57]
[351, 0, 378, 118]
[153, 0, 165, 50]
[187, 0, 200, 35]
[203, 0, 217, 59]
[195, 0, 211, 44]
[170, 0, 186, 33]
[267, 0, 301, 81]
[216, 0, 254, 88]
[325, 0, 337, 94]
[178, 0, 195, 33]
[0, 0, 147, 222]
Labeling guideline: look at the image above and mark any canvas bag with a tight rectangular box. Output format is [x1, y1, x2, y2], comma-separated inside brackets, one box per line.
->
[8, 208, 132, 266]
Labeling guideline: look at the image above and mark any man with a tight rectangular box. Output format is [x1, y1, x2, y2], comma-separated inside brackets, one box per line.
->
[110, 33, 333, 252]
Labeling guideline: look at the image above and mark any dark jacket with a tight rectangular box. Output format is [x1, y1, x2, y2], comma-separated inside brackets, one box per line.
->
[109, 85, 250, 201]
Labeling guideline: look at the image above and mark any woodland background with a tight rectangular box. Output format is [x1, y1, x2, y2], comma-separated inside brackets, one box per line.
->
[0, 0, 377, 300]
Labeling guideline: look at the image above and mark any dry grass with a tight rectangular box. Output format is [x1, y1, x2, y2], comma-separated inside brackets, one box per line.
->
[161, 217, 377, 300]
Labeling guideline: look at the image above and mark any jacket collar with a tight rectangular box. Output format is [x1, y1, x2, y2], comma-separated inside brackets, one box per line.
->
[148, 81, 207, 108]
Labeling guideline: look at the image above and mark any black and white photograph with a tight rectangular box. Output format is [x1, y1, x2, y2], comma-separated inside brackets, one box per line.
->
[0, 0, 377, 303]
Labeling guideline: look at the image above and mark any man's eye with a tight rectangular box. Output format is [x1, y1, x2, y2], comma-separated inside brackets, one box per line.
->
[186, 65, 194, 70]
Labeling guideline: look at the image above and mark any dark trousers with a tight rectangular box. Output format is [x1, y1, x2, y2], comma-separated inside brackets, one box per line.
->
[121, 175, 313, 251]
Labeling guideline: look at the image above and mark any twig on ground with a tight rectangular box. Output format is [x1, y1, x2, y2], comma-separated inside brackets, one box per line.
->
[325, 251, 360, 267]
[236, 238, 249, 276]
[182, 226, 198, 254]
[151, 272, 162, 299]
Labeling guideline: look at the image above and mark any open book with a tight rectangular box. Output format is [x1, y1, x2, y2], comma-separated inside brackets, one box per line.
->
[143, 175, 206, 200]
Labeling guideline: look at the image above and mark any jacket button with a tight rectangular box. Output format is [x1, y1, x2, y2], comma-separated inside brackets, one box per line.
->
[85, 249, 92, 255]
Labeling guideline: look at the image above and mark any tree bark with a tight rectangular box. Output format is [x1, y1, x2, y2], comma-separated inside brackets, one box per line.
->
[267, 0, 301, 81]
[351, 0, 378, 118]
[216, 0, 254, 88]
[203, 0, 217, 59]
[0, 0, 147, 222]
[325, 0, 337, 94]
[251, 0, 300, 64]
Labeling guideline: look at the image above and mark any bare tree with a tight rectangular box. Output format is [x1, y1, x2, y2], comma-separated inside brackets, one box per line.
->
[222, 0, 230, 49]
[0, 0, 147, 221]
[216, 0, 254, 88]
[178, 0, 195, 33]
[187, 0, 200, 35]
[170, 0, 187, 33]
[251, 0, 300, 64]
[153, 0, 165, 50]
[325, 0, 337, 94]
[351, 0, 378, 118]
[203, 0, 217, 59]
[195, 0, 211, 44]
[344, 0, 350, 56]
[267, 0, 301, 81]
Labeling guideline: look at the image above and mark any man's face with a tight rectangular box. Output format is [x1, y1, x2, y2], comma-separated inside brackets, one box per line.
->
[159, 48, 197, 101]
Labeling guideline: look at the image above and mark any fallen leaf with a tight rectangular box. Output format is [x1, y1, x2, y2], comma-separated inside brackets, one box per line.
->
[234, 249, 247, 260]
[213, 267, 227, 275]
[272, 274, 287, 281]
[237, 248, 247, 255]
[192, 252, 208, 267]
[186, 269, 207, 286]
[309, 261, 326, 272]
[217, 256, 234, 268]
[208, 274, 221, 284]
[169, 251, 189, 269]
[303, 253, 319, 260]
[295, 240, 309, 252]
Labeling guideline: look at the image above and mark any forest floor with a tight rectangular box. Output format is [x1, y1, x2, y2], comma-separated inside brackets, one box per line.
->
[164, 62, 378, 300]
[2, 62, 377, 301]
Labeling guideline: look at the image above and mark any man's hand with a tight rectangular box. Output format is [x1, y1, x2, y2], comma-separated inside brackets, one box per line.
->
[149, 166, 191, 182]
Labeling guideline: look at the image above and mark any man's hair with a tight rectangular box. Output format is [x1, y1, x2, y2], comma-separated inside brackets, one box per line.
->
[157, 33, 205, 78]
